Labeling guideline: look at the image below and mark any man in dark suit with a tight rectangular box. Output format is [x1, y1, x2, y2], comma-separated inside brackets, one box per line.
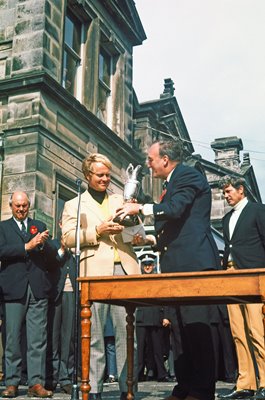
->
[0, 191, 57, 398]
[218, 176, 265, 400]
[116, 139, 221, 400]
[46, 226, 76, 395]
[136, 254, 169, 383]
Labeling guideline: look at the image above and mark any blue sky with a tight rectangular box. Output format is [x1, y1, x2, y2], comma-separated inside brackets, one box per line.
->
[133, 0, 265, 201]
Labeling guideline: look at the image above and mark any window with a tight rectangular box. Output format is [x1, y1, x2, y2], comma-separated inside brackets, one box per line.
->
[99, 49, 110, 86]
[62, 10, 81, 96]
[54, 178, 77, 238]
[97, 48, 111, 123]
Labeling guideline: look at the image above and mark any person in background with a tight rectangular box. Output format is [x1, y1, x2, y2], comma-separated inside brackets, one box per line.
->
[115, 139, 221, 400]
[45, 220, 76, 395]
[218, 176, 265, 400]
[0, 191, 57, 398]
[136, 254, 170, 383]
[104, 310, 118, 384]
[62, 153, 141, 400]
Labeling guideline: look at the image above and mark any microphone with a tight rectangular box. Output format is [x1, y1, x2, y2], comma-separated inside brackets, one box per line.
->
[76, 178, 82, 193]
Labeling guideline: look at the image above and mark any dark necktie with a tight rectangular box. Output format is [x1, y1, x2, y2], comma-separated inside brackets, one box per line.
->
[21, 221, 27, 237]
[159, 180, 168, 202]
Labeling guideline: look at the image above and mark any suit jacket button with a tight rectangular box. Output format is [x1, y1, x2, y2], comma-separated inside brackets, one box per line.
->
[164, 247, 167, 251]
[229, 244, 232, 248]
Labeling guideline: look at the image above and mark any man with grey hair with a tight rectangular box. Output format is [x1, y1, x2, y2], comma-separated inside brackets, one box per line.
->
[0, 191, 57, 398]
[116, 139, 221, 400]
[218, 176, 265, 400]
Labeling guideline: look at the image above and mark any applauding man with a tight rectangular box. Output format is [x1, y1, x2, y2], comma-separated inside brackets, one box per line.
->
[0, 191, 57, 398]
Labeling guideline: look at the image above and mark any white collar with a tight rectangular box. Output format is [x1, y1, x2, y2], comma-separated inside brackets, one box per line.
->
[233, 197, 248, 212]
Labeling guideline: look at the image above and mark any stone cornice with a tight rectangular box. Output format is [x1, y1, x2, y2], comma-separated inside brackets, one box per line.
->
[0, 71, 144, 164]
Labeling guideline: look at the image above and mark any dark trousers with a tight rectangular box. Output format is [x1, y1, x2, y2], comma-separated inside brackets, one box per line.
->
[171, 305, 216, 400]
[3, 285, 48, 387]
[46, 291, 75, 388]
[136, 326, 167, 380]
[211, 320, 237, 382]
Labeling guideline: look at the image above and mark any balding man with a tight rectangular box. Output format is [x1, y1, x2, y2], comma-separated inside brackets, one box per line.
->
[116, 139, 221, 400]
[0, 191, 57, 398]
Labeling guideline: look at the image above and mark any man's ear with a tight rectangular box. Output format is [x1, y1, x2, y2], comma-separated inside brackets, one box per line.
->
[238, 185, 245, 195]
[163, 155, 169, 166]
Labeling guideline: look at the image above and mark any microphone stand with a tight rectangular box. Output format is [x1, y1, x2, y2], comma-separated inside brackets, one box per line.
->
[71, 178, 82, 400]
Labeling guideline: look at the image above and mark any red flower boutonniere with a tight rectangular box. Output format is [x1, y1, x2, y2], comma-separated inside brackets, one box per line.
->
[30, 225, 38, 235]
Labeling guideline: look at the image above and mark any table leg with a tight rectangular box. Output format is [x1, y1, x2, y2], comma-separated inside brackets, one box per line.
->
[125, 305, 136, 400]
[262, 299, 265, 337]
[80, 282, 92, 400]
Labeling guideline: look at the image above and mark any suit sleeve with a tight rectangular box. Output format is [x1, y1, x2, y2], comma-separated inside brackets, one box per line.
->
[256, 205, 265, 249]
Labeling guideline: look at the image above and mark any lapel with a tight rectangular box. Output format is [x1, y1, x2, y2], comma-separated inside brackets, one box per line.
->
[81, 190, 117, 221]
[223, 211, 232, 241]
[230, 202, 250, 239]
[108, 193, 121, 216]
[81, 191, 104, 221]
[161, 164, 182, 202]
[10, 217, 31, 242]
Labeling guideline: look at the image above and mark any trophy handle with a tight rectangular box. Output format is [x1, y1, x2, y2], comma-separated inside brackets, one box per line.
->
[131, 165, 142, 180]
[126, 163, 134, 180]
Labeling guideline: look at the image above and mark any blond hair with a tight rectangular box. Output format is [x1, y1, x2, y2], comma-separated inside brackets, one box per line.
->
[82, 153, 112, 177]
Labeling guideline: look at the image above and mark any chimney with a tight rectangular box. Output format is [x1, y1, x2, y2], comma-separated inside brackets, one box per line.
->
[160, 78, 175, 98]
[242, 152, 250, 167]
[211, 136, 243, 172]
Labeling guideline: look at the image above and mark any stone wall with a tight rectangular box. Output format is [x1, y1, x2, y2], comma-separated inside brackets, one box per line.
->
[0, 0, 65, 81]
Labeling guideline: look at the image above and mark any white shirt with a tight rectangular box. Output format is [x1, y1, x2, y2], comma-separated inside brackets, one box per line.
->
[228, 197, 248, 261]
[13, 217, 28, 231]
[229, 197, 248, 239]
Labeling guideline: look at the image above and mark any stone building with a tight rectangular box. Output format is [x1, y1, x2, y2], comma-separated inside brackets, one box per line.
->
[0, 0, 146, 236]
[133, 80, 261, 232]
[0, 0, 261, 237]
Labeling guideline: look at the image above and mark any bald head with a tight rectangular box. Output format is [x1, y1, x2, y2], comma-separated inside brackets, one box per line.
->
[10, 191, 30, 221]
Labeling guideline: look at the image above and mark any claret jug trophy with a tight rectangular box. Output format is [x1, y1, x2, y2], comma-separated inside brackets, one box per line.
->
[113, 163, 142, 227]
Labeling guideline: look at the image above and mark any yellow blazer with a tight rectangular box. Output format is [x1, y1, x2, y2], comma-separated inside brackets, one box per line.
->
[62, 190, 140, 277]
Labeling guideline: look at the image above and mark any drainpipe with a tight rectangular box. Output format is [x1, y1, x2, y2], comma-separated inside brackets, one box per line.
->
[0, 130, 5, 217]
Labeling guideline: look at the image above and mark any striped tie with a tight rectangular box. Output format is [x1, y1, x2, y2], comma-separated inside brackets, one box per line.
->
[21, 221, 27, 238]
[159, 181, 168, 202]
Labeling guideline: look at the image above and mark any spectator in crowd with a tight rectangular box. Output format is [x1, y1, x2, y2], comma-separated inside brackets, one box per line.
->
[115, 139, 221, 400]
[212, 251, 237, 385]
[211, 305, 237, 384]
[104, 310, 118, 384]
[0, 191, 57, 398]
[136, 254, 169, 383]
[45, 220, 76, 395]
[218, 176, 265, 400]
[161, 310, 177, 383]
[62, 153, 141, 400]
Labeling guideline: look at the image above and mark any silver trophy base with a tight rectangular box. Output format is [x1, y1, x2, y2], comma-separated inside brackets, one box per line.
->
[113, 215, 139, 227]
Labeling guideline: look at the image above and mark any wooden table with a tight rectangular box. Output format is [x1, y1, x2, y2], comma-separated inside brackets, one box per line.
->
[78, 268, 265, 400]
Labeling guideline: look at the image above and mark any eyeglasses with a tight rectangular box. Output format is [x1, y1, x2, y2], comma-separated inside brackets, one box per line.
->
[89, 170, 111, 178]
